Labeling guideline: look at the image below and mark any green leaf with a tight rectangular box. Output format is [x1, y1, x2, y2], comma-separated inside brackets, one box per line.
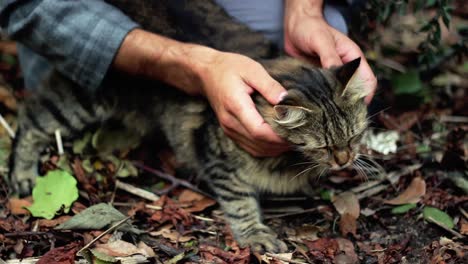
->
[391, 203, 417, 214]
[416, 144, 431, 153]
[55, 203, 143, 234]
[90, 249, 117, 263]
[72, 132, 93, 154]
[320, 189, 333, 201]
[423, 206, 454, 229]
[392, 70, 423, 95]
[26, 170, 79, 219]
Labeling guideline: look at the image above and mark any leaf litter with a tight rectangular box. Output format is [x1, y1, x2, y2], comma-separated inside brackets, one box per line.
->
[1, 3, 468, 263]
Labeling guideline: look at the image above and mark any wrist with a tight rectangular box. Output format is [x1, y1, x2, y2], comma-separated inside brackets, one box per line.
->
[113, 28, 218, 95]
[285, 0, 323, 19]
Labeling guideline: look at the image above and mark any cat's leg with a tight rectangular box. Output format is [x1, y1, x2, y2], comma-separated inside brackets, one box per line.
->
[10, 72, 101, 196]
[205, 163, 287, 253]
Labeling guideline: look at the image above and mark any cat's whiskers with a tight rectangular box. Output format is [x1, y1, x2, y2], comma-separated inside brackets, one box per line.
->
[288, 161, 319, 168]
[290, 163, 322, 183]
[314, 166, 328, 184]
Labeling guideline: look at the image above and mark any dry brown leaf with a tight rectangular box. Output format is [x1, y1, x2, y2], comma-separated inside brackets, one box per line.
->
[385, 177, 426, 205]
[94, 240, 154, 257]
[460, 222, 468, 235]
[37, 242, 80, 264]
[285, 224, 322, 242]
[261, 253, 293, 264]
[149, 224, 195, 243]
[305, 238, 339, 261]
[8, 198, 32, 215]
[37, 216, 72, 228]
[332, 191, 360, 219]
[178, 189, 216, 213]
[336, 238, 359, 264]
[339, 213, 358, 237]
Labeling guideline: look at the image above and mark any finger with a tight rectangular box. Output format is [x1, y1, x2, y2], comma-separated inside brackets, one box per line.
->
[221, 112, 289, 151]
[230, 91, 287, 144]
[304, 31, 342, 68]
[225, 129, 288, 157]
[242, 63, 287, 105]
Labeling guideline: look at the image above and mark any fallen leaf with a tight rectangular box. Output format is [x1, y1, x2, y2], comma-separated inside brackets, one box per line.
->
[37, 242, 80, 264]
[305, 238, 339, 261]
[199, 244, 250, 264]
[94, 240, 155, 258]
[56, 203, 142, 234]
[336, 238, 359, 264]
[261, 253, 293, 264]
[285, 224, 322, 242]
[332, 192, 360, 219]
[385, 177, 426, 205]
[150, 225, 195, 243]
[26, 170, 79, 219]
[461, 222, 468, 235]
[37, 216, 72, 228]
[423, 206, 455, 229]
[178, 189, 216, 213]
[391, 203, 417, 214]
[8, 198, 32, 215]
[339, 213, 358, 237]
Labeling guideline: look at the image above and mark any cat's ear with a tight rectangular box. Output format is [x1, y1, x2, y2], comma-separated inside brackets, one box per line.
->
[273, 105, 310, 129]
[333, 57, 368, 101]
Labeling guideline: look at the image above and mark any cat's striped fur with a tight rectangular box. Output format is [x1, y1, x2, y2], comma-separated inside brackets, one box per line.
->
[10, 0, 369, 252]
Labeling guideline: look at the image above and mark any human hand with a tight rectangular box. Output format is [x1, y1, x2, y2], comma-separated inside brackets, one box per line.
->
[115, 30, 289, 156]
[196, 50, 290, 157]
[284, 1, 377, 104]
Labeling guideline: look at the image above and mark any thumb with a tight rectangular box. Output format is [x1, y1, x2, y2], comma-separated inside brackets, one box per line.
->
[243, 64, 287, 105]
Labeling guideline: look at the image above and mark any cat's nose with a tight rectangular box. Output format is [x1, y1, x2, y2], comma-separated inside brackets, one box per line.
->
[333, 149, 350, 167]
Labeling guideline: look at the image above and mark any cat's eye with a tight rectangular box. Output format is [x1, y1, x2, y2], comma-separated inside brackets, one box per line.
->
[349, 133, 364, 145]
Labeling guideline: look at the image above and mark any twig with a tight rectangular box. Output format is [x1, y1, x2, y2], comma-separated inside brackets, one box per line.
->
[55, 129, 64, 155]
[0, 113, 14, 138]
[133, 162, 213, 199]
[264, 208, 317, 220]
[265, 253, 308, 264]
[460, 207, 468, 220]
[145, 204, 214, 222]
[426, 216, 464, 239]
[115, 180, 160, 202]
[440, 115, 468, 123]
[77, 215, 132, 255]
[356, 184, 388, 200]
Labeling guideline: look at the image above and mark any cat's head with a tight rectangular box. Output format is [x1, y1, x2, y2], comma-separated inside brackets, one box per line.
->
[259, 57, 369, 171]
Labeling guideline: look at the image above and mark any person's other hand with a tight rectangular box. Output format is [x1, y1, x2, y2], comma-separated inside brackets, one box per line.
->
[197, 51, 290, 157]
[284, 1, 377, 104]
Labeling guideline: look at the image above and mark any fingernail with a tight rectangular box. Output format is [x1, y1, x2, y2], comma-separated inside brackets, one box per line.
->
[278, 91, 288, 102]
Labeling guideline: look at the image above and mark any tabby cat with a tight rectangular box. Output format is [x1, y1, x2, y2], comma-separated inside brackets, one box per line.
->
[10, 0, 369, 252]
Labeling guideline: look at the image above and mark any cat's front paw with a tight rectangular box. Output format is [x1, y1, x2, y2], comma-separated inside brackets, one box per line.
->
[238, 228, 287, 253]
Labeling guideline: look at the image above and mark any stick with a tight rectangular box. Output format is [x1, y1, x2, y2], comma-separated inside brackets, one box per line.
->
[0, 113, 14, 138]
[115, 180, 160, 202]
[55, 129, 64, 155]
[133, 162, 213, 199]
[265, 253, 308, 264]
[426, 216, 464, 239]
[77, 215, 132, 255]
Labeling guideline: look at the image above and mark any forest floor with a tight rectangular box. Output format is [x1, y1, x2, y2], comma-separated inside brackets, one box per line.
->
[0, 2, 467, 264]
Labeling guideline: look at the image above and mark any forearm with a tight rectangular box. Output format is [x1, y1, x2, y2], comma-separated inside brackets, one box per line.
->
[113, 28, 220, 96]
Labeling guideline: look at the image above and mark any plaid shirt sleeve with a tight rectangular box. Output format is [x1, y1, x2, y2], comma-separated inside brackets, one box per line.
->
[0, 0, 139, 91]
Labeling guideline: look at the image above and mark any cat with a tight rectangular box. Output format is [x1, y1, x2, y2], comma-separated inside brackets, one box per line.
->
[9, 0, 369, 253]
